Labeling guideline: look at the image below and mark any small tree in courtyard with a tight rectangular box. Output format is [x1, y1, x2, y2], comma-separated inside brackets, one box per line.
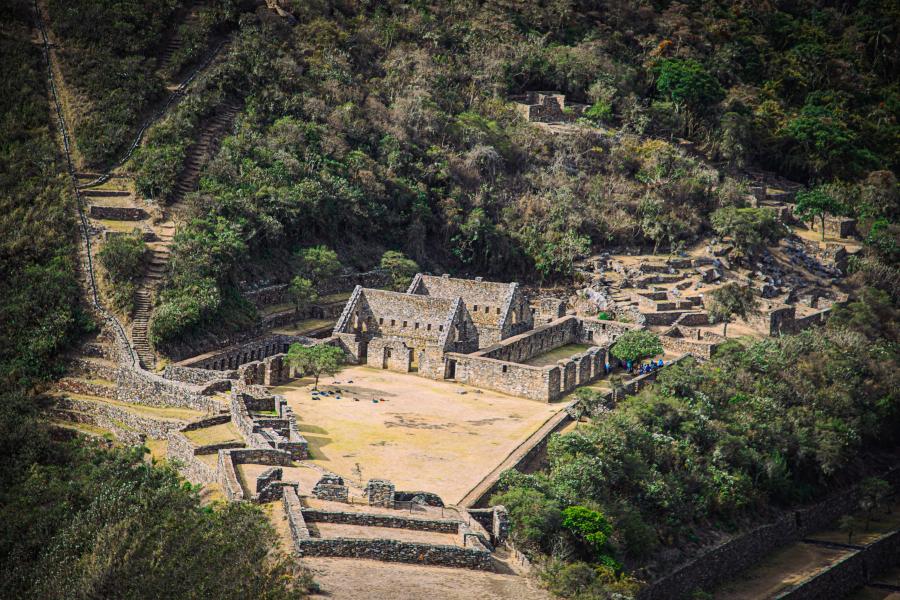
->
[610, 330, 662, 364]
[380, 250, 419, 290]
[795, 187, 843, 240]
[286, 344, 344, 389]
[288, 276, 318, 315]
[705, 283, 759, 337]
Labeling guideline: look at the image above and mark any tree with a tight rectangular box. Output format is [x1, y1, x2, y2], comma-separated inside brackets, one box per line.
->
[490, 486, 562, 552]
[838, 515, 855, 545]
[704, 283, 759, 337]
[296, 245, 341, 287]
[654, 58, 724, 113]
[285, 344, 344, 389]
[288, 276, 318, 315]
[710, 207, 785, 261]
[859, 477, 891, 531]
[379, 250, 419, 291]
[609, 330, 662, 363]
[561, 506, 613, 556]
[794, 187, 843, 241]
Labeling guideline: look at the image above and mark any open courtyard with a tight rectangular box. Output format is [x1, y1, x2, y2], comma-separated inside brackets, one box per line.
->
[271, 365, 566, 504]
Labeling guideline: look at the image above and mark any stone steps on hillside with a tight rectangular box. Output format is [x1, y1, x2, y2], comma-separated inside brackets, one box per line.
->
[168, 101, 240, 206]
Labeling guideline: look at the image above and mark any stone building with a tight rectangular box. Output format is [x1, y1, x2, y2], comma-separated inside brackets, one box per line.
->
[331, 274, 637, 400]
[512, 91, 588, 123]
[333, 285, 480, 378]
[406, 274, 533, 346]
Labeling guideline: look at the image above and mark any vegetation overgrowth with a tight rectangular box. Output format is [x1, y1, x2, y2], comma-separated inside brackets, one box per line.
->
[0, 4, 313, 597]
[129, 1, 899, 347]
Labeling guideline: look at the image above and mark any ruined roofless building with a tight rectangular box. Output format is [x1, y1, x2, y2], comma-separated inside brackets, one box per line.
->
[332, 274, 532, 378]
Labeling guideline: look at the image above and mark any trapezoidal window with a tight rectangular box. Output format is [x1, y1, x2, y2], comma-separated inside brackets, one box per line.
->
[502, 365, 508, 373]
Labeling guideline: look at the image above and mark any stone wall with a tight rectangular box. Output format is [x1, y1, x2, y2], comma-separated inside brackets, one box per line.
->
[476, 317, 578, 363]
[302, 509, 460, 533]
[55, 396, 188, 439]
[177, 333, 308, 370]
[513, 91, 587, 123]
[638, 467, 900, 600]
[116, 365, 220, 412]
[808, 215, 857, 239]
[447, 353, 560, 401]
[776, 529, 900, 599]
[283, 486, 311, 540]
[89, 205, 148, 220]
[163, 364, 238, 385]
[166, 431, 218, 484]
[292, 538, 494, 571]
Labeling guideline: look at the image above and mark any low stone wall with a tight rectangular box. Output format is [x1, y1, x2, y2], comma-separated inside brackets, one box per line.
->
[89, 205, 148, 220]
[292, 538, 494, 571]
[181, 414, 232, 431]
[476, 317, 578, 363]
[167, 431, 217, 484]
[51, 406, 144, 445]
[116, 366, 219, 412]
[55, 377, 117, 399]
[283, 486, 310, 540]
[70, 357, 118, 380]
[661, 332, 720, 359]
[217, 449, 244, 501]
[776, 529, 900, 599]
[448, 353, 559, 401]
[55, 396, 186, 439]
[301, 509, 460, 533]
[163, 364, 238, 385]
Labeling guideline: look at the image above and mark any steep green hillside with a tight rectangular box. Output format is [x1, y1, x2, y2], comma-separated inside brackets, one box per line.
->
[129, 1, 899, 347]
[0, 4, 312, 597]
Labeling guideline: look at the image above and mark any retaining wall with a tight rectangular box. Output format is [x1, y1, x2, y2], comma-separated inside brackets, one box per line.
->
[55, 396, 187, 439]
[292, 538, 494, 571]
[301, 509, 460, 533]
[167, 431, 217, 484]
[116, 366, 219, 412]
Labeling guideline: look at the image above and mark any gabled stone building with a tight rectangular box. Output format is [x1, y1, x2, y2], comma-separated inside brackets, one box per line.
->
[406, 274, 533, 346]
[332, 286, 479, 379]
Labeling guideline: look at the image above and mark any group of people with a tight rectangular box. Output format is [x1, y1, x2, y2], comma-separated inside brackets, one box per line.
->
[603, 358, 666, 376]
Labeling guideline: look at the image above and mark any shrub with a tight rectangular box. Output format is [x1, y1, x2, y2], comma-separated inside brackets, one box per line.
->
[609, 330, 662, 363]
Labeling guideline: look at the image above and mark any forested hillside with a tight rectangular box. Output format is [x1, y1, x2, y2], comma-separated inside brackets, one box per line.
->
[101, 0, 900, 347]
[2, 0, 899, 597]
[0, 3, 311, 597]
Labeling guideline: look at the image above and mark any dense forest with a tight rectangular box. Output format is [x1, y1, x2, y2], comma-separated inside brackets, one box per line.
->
[2, 0, 899, 598]
[0, 2, 311, 597]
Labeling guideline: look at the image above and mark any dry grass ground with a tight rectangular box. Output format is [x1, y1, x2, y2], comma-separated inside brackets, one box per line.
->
[272, 366, 564, 504]
[302, 551, 552, 600]
[183, 421, 242, 446]
[713, 543, 852, 599]
[524, 343, 592, 366]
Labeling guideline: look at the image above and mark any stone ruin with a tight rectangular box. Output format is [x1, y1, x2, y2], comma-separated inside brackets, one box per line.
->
[312, 473, 349, 503]
[512, 91, 589, 123]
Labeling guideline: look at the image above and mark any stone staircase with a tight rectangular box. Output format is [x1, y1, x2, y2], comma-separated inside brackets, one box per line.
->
[130, 100, 241, 370]
[156, 3, 204, 83]
[169, 100, 241, 207]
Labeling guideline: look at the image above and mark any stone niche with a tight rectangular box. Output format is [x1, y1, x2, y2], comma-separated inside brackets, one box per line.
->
[366, 479, 396, 509]
[312, 473, 349, 503]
